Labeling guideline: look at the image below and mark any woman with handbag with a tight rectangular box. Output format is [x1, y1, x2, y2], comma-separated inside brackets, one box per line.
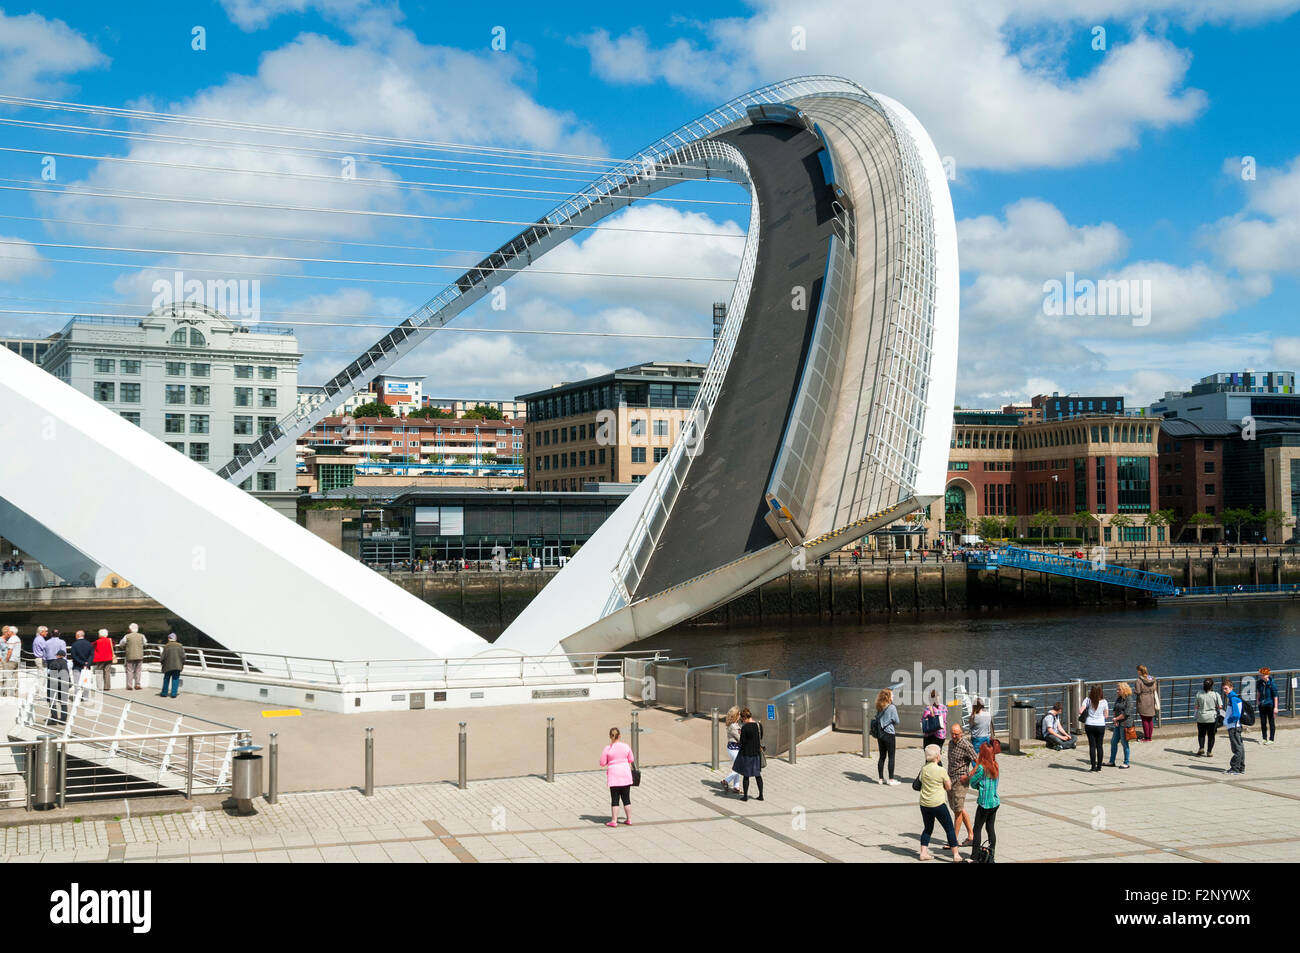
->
[916, 744, 961, 862]
[921, 689, 947, 754]
[91, 628, 114, 691]
[721, 706, 743, 794]
[735, 708, 765, 802]
[1107, 682, 1133, 768]
[964, 739, 1001, 862]
[1080, 683, 1109, 772]
[874, 688, 900, 785]
[1135, 665, 1158, 741]
[1195, 678, 1224, 757]
[600, 727, 635, 827]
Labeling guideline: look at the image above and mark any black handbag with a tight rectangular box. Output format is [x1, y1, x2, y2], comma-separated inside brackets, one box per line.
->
[631, 767, 641, 787]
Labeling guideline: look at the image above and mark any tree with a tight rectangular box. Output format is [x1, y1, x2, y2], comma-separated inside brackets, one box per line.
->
[350, 401, 393, 418]
[1187, 512, 1216, 543]
[1109, 514, 1134, 543]
[977, 516, 1002, 540]
[408, 406, 451, 419]
[1222, 507, 1254, 544]
[1074, 510, 1099, 543]
[1145, 509, 1173, 545]
[1257, 509, 1288, 543]
[1000, 516, 1017, 540]
[454, 454, 470, 465]
[1030, 509, 1058, 541]
[469, 404, 504, 420]
[946, 511, 968, 534]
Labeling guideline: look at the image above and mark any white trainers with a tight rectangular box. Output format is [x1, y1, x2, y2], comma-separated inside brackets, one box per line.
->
[887, 778, 900, 786]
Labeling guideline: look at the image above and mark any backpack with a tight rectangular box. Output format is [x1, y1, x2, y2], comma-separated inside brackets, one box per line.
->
[971, 845, 995, 864]
[869, 713, 882, 740]
[922, 709, 941, 735]
[1035, 714, 1046, 741]
[1240, 697, 1256, 727]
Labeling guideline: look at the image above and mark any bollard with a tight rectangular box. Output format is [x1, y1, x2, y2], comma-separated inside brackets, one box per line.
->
[458, 722, 467, 790]
[268, 732, 279, 805]
[363, 727, 374, 797]
[788, 703, 797, 765]
[630, 710, 640, 764]
[545, 717, 555, 783]
[862, 700, 871, 758]
[711, 707, 719, 770]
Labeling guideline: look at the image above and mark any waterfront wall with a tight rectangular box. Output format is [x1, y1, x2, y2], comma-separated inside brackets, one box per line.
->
[7, 555, 1300, 638]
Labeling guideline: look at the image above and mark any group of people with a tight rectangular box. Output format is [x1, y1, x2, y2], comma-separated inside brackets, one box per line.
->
[1, 559, 25, 574]
[0, 623, 188, 720]
[1039, 663, 1280, 777]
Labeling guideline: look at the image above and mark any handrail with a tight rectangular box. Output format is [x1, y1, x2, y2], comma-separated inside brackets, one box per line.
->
[0, 729, 239, 749]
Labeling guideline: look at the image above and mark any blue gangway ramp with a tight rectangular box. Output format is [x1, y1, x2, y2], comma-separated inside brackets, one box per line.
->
[968, 547, 1177, 595]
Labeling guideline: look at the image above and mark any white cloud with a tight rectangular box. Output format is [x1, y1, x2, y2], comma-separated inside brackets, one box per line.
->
[0, 235, 47, 280]
[1208, 155, 1300, 275]
[0, 8, 107, 98]
[219, 0, 386, 31]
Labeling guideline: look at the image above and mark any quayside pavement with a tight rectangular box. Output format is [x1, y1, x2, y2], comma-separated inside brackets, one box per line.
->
[2, 722, 1296, 863]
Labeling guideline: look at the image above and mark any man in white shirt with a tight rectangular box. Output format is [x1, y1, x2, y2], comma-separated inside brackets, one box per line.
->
[0, 626, 20, 697]
[1042, 702, 1076, 750]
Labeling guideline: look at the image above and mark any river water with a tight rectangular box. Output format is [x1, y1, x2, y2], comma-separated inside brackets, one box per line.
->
[639, 601, 1300, 688]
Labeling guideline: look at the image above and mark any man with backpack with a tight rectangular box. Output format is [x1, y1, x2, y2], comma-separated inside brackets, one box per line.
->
[1041, 701, 1076, 750]
[1222, 677, 1252, 776]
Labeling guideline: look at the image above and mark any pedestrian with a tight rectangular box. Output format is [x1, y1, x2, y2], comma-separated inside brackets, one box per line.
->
[873, 688, 899, 785]
[118, 623, 146, 690]
[599, 727, 634, 827]
[1107, 682, 1132, 769]
[969, 696, 993, 753]
[70, 630, 93, 679]
[720, 705, 743, 794]
[946, 723, 977, 846]
[1222, 678, 1246, 776]
[32, 625, 48, 673]
[921, 689, 947, 753]
[1080, 683, 1109, 772]
[0, 626, 20, 697]
[160, 633, 184, 698]
[1257, 667, 1279, 745]
[1195, 678, 1223, 757]
[965, 739, 1001, 863]
[916, 744, 961, 862]
[43, 629, 66, 707]
[734, 707, 765, 802]
[1134, 665, 1158, 741]
[46, 650, 71, 725]
[92, 628, 114, 691]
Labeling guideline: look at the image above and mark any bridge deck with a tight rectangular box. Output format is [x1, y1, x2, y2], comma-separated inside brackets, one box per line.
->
[634, 123, 837, 597]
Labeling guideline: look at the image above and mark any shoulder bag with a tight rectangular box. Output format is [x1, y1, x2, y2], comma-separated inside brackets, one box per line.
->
[758, 722, 767, 769]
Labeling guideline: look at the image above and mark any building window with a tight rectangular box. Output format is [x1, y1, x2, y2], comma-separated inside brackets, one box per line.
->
[170, 329, 188, 346]
[189, 443, 209, 463]
[190, 386, 210, 406]
[234, 365, 253, 379]
[166, 361, 186, 376]
[189, 329, 206, 347]
[165, 441, 185, 453]
[93, 382, 115, 402]
[1205, 484, 1216, 496]
[1204, 461, 1215, 473]
[259, 388, 277, 408]
[653, 419, 669, 438]
[258, 366, 277, 381]
[119, 382, 141, 403]
[653, 447, 668, 462]
[120, 412, 141, 426]
[190, 415, 210, 435]
[120, 360, 140, 375]
[1204, 440, 1215, 451]
[258, 416, 276, 435]
[94, 358, 115, 374]
[165, 414, 185, 434]
[233, 416, 253, 436]
[234, 386, 253, 407]
[631, 447, 646, 463]
[190, 363, 210, 378]
[630, 418, 646, 437]
[598, 448, 606, 464]
[257, 472, 276, 491]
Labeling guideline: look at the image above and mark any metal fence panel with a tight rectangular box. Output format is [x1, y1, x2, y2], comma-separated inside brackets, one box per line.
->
[650, 662, 689, 711]
[768, 673, 834, 754]
[694, 669, 738, 715]
[738, 676, 791, 716]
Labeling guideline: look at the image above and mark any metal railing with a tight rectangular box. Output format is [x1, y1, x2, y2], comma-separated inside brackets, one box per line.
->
[969, 546, 1177, 593]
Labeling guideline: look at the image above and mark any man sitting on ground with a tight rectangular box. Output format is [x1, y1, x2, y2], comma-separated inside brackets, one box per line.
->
[1042, 701, 1076, 750]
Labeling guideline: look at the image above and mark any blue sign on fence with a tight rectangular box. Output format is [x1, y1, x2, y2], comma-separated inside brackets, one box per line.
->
[766, 704, 776, 721]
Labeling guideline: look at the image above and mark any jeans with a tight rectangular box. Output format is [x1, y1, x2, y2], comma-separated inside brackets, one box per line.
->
[972, 804, 998, 854]
[877, 734, 896, 780]
[1227, 726, 1245, 773]
[161, 671, 180, 697]
[1085, 724, 1105, 768]
[972, 736, 990, 754]
[1197, 721, 1217, 754]
[1260, 704, 1276, 741]
[1141, 716, 1154, 740]
[723, 743, 741, 788]
[919, 803, 958, 849]
[1109, 725, 1130, 764]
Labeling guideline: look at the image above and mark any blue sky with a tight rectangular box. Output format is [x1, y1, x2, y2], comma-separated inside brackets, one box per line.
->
[1, 0, 1298, 407]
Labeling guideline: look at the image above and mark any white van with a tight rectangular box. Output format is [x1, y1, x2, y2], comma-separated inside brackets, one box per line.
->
[959, 534, 984, 546]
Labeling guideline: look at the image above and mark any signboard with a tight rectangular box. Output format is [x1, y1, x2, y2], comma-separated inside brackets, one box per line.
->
[766, 704, 776, 721]
[384, 381, 413, 395]
[532, 688, 590, 699]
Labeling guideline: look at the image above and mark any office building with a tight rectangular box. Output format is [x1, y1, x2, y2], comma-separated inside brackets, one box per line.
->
[1149, 370, 1300, 420]
[1031, 392, 1125, 420]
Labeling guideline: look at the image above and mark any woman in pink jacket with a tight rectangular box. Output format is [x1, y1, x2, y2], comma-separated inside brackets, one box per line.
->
[600, 727, 635, 828]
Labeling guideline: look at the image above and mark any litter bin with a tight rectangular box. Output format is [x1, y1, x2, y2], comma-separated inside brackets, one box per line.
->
[30, 738, 57, 811]
[230, 744, 263, 816]
[1008, 698, 1036, 756]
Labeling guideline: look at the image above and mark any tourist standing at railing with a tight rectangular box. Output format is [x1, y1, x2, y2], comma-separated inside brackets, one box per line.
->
[1107, 683, 1132, 769]
[916, 744, 960, 862]
[946, 723, 977, 846]
[1194, 678, 1223, 757]
[45, 649, 71, 726]
[1134, 665, 1158, 741]
[160, 634, 185, 699]
[600, 727, 635, 827]
[721, 706, 743, 794]
[0, 626, 19, 697]
[70, 630, 93, 680]
[735, 708, 765, 802]
[1258, 668, 1279, 745]
[31, 625, 48, 673]
[92, 628, 114, 691]
[1222, 678, 1246, 776]
[43, 629, 66, 707]
[118, 623, 146, 691]
[921, 690, 947, 753]
[964, 739, 1001, 862]
[1080, 684, 1109, 771]
[874, 688, 899, 784]
[970, 697, 992, 753]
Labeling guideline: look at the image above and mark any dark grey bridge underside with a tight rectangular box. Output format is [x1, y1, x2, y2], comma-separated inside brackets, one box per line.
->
[633, 123, 837, 597]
